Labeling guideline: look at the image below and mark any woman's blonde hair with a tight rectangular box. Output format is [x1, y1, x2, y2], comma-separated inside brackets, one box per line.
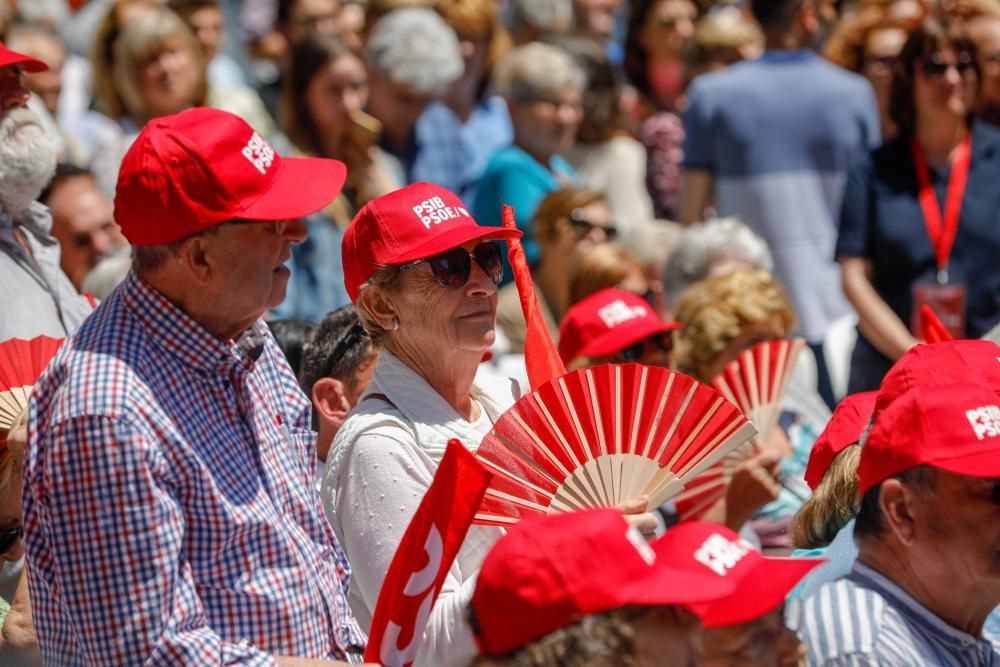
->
[112, 8, 207, 122]
[824, 5, 905, 73]
[89, 0, 161, 117]
[790, 444, 862, 549]
[568, 244, 645, 305]
[672, 270, 796, 376]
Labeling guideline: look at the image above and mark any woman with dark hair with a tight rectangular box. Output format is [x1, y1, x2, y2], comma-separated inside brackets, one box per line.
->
[837, 18, 1000, 392]
[271, 33, 399, 321]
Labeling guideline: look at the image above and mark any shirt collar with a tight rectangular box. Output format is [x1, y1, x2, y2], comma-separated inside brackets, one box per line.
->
[852, 560, 986, 648]
[120, 271, 266, 375]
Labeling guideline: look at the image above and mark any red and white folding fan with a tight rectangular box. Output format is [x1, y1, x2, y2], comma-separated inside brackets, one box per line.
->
[472, 363, 758, 526]
[674, 338, 805, 521]
[0, 336, 64, 430]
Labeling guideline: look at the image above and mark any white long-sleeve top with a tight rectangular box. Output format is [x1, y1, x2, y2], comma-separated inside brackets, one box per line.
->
[321, 350, 520, 667]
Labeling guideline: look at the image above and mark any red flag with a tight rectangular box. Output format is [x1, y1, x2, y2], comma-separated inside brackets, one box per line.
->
[920, 304, 954, 343]
[365, 440, 492, 666]
[502, 204, 566, 390]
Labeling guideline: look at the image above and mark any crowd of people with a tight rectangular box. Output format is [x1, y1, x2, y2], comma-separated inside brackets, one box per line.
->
[2, 0, 1000, 665]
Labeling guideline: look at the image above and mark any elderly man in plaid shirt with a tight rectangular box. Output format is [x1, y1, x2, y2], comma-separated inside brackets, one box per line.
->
[21, 108, 373, 666]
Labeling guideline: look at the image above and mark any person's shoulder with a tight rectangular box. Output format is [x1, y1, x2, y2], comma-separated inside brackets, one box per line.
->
[972, 120, 1000, 153]
[482, 146, 536, 173]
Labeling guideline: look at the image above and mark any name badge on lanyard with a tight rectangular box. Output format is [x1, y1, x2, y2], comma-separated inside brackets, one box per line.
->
[909, 134, 971, 339]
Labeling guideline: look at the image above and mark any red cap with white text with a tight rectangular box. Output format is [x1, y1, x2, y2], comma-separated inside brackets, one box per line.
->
[0, 41, 47, 72]
[114, 107, 347, 246]
[859, 382, 1000, 496]
[653, 521, 823, 628]
[558, 288, 681, 365]
[341, 182, 521, 302]
[803, 391, 877, 490]
[470, 509, 736, 656]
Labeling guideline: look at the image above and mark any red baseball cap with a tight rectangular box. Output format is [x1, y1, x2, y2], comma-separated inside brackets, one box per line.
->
[859, 382, 1000, 496]
[558, 288, 682, 365]
[875, 340, 1000, 417]
[470, 509, 736, 656]
[341, 182, 521, 302]
[0, 41, 47, 73]
[803, 391, 878, 490]
[114, 107, 346, 246]
[653, 522, 823, 629]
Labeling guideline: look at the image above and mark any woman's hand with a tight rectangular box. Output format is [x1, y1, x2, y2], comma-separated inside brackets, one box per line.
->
[724, 449, 782, 531]
[618, 496, 658, 540]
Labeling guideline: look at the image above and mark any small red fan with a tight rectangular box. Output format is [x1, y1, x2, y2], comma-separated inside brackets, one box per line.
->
[674, 338, 805, 521]
[0, 336, 64, 430]
[472, 363, 758, 526]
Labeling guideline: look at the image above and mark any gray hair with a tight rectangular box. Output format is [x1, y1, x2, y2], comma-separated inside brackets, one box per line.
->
[365, 8, 463, 96]
[662, 217, 773, 308]
[506, 0, 572, 34]
[493, 42, 585, 104]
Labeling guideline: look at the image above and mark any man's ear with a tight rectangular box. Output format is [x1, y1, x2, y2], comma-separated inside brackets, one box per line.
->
[177, 235, 215, 285]
[797, 0, 819, 36]
[312, 377, 351, 425]
[879, 479, 920, 545]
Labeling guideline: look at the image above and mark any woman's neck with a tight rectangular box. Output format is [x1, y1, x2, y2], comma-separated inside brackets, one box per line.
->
[445, 75, 479, 124]
[916, 113, 966, 169]
[388, 343, 482, 420]
[535, 257, 570, 321]
[514, 138, 552, 167]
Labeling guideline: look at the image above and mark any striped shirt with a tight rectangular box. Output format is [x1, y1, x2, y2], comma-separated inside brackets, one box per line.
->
[23, 272, 366, 665]
[799, 561, 1000, 666]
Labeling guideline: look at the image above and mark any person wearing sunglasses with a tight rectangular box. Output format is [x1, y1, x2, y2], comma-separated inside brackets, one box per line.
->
[557, 287, 681, 371]
[495, 187, 616, 354]
[838, 18, 1000, 394]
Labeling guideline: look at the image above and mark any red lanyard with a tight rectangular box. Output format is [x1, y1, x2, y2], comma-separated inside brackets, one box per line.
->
[910, 134, 971, 285]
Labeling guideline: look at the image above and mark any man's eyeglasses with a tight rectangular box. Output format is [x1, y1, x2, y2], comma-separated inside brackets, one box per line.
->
[397, 241, 503, 289]
[568, 210, 617, 241]
[618, 332, 674, 362]
[0, 526, 22, 555]
[918, 53, 977, 80]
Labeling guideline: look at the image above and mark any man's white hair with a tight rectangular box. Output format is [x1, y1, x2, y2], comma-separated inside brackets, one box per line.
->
[0, 107, 57, 217]
[365, 8, 463, 97]
[493, 42, 586, 103]
[506, 0, 573, 33]
[662, 216, 774, 307]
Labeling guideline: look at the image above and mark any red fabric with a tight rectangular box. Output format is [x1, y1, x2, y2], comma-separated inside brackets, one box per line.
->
[502, 204, 565, 389]
[365, 440, 492, 666]
[911, 134, 971, 278]
[859, 382, 1000, 495]
[342, 183, 522, 301]
[920, 304, 954, 343]
[115, 108, 347, 246]
[0, 41, 47, 72]
[803, 391, 877, 490]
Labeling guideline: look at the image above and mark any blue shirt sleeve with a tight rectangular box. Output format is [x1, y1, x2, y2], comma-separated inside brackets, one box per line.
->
[682, 80, 715, 171]
[836, 148, 876, 260]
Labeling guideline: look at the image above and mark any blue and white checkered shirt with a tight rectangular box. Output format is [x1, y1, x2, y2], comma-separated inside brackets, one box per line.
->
[23, 272, 366, 665]
[799, 560, 1000, 666]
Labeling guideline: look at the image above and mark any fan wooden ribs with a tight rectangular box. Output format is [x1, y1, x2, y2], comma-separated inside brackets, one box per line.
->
[473, 364, 757, 525]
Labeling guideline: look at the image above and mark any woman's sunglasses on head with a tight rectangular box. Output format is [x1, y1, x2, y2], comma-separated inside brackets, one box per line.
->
[397, 241, 504, 289]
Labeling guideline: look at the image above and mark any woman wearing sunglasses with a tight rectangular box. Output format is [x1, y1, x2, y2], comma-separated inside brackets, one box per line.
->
[838, 18, 1000, 392]
[557, 288, 681, 371]
[320, 183, 526, 667]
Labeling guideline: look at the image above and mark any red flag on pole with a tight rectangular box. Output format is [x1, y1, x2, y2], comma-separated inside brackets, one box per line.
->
[365, 439, 492, 666]
[920, 304, 954, 343]
[502, 204, 566, 390]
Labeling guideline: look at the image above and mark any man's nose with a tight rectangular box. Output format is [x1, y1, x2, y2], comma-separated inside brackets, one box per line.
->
[282, 217, 309, 244]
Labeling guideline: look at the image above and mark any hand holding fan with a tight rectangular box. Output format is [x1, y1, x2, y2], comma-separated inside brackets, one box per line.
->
[0, 336, 63, 431]
[472, 363, 757, 526]
[674, 338, 804, 521]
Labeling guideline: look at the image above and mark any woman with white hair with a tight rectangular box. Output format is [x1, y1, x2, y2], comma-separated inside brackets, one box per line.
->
[661, 216, 774, 310]
[472, 42, 585, 269]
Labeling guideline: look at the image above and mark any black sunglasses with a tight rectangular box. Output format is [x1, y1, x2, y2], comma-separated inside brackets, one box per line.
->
[619, 332, 674, 362]
[397, 241, 503, 289]
[919, 53, 976, 79]
[568, 210, 618, 241]
[0, 526, 22, 554]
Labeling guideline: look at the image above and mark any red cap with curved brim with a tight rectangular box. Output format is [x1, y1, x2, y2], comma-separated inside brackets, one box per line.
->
[0, 41, 47, 73]
[558, 288, 681, 365]
[115, 107, 346, 246]
[859, 382, 1000, 496]
[803, 391, 877, 490]
[471, 509, 736, 656]
[341, 182, 521, 302]
[653, 521, 823, 629]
